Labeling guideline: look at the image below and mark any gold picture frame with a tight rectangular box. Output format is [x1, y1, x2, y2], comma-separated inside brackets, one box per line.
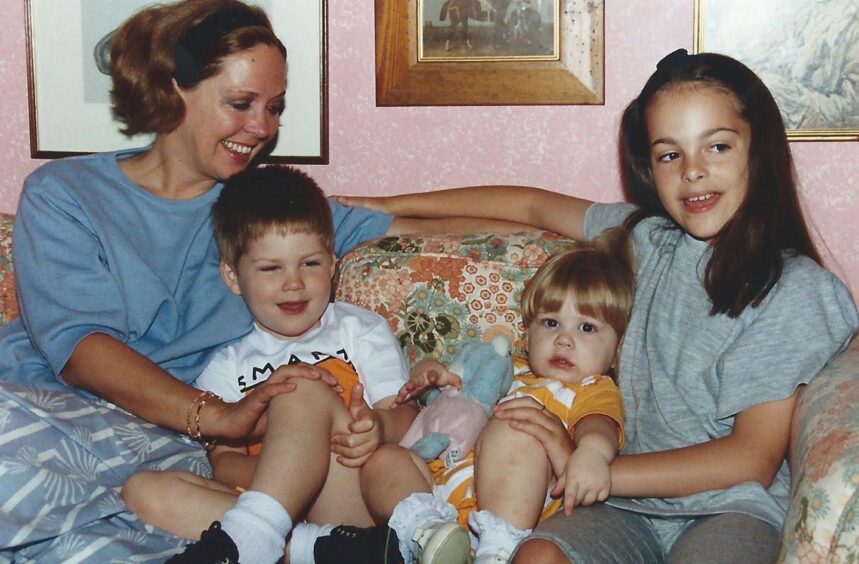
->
[375, 0, 604, 106]
[694, 0, 859, 141]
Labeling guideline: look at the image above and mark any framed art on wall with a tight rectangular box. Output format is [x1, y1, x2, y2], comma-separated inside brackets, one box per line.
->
[375, 0, 604, 106]
[694, 0, 859, 141]
[25, 0, 329, 162]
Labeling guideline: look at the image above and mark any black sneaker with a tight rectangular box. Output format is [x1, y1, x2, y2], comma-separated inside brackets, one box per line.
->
[166, 521, 240, 563]
[314, 525, 404, 564]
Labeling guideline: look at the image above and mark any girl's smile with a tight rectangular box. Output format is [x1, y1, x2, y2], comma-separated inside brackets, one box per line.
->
[647, 84, 751, 242]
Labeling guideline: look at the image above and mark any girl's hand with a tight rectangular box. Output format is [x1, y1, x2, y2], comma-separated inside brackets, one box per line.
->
[330, 383, 383, 467]
[556, 445, 612, 515]
[205, 363, 340, 441]
[492, 397, 574, 479]
[395, 358, 462, 405]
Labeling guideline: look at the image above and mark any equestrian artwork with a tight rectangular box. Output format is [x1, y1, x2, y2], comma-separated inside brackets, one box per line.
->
[420, 0, 557, 59]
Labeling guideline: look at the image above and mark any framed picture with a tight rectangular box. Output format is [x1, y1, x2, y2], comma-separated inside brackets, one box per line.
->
[25, 0, 328, 162]
[694, 0, 859, 141]
[375, 0, 604, 106]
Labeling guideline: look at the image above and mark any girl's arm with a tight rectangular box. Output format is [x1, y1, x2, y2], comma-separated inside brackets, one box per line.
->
[560, 414, 620, 512]
[342, 186, 595, 241]
[610, 393, 797, 498]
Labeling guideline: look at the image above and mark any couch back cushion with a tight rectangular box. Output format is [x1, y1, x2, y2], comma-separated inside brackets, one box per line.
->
[0, 213, 17, 327]
[335, 231, 576, 365]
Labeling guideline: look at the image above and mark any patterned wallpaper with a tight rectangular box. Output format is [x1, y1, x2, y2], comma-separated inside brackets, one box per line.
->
[1, 1, 857, 298]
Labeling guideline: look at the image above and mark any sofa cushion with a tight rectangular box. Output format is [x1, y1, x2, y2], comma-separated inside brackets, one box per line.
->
[334, 231, 576, 365]
[0, 213, 17, 327]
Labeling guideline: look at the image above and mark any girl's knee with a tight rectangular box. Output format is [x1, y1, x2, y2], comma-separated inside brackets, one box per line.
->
[512, 538, 571, 564]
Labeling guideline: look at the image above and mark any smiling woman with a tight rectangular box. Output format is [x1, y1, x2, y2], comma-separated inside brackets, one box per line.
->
[0, 1, 399, 561]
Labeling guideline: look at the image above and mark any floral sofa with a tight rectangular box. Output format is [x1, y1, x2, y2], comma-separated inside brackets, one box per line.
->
[0, 214, 856, 562]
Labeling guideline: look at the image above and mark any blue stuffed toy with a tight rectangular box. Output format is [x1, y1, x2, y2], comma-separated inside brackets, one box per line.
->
[399, 335, 514, 466]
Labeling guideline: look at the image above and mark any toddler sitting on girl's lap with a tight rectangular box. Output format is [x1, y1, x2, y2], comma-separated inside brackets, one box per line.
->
[314, 228, 634, 564]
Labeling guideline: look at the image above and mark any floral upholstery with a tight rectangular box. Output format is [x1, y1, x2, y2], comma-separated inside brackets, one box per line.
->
[779, 339, 859, 562]
[335, 231, 575, 366]
[0, 217, 855, 561]
[0, 213, 17, 326]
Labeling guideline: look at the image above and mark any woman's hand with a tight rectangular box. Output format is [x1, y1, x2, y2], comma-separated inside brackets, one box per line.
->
[330, 383, 383, 467]
[204, 363, 340, 441]
[395, 358, 462, 405]
[492, 397, 574, 480]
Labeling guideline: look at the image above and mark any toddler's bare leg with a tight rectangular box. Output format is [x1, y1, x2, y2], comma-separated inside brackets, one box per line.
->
[474, 416, 552, 529]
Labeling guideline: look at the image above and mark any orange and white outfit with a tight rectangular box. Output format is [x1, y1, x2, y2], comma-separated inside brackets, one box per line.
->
[429, 368, 625, 527]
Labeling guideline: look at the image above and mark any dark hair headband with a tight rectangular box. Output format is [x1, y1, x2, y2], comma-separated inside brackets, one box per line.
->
[174, 7, 266, 87]
[656, 48, 691, 72]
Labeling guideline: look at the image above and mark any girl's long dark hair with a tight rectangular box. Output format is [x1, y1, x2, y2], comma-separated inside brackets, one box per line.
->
[620, 50, 821, 318]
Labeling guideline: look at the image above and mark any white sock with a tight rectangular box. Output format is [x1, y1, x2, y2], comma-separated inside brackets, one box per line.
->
[220, 490, 292, 563]
[288, 522, 334, 564]
[388, 491, 458, 562]
[469, 509, 531, 561]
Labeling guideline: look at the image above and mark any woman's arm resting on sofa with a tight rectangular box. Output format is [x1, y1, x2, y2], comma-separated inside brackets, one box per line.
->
[338, 185, 594, 241]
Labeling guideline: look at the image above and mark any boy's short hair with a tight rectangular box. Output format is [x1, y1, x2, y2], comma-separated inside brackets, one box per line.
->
[521, 228, 635, 340]
[212, 166, 333, 267]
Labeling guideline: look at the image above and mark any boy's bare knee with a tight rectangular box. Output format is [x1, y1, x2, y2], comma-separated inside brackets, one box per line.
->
[121, 470, 161, 516]
[512, 538, 571, 564]
[270, 377, 341, 410]
[361, 444, 427, 485]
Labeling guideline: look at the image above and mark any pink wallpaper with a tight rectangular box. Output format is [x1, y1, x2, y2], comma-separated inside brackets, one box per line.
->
[1, 1, 857, 298]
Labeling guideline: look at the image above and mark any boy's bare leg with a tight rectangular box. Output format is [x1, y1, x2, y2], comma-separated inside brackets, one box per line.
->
[246, 378, 373, 524]
[358, 444, 433, 523]
[122, 471, 239, 539]
[474, 417, 552, 530]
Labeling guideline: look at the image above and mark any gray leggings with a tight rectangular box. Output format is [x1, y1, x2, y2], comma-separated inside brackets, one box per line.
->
[514, 504, 779, 563]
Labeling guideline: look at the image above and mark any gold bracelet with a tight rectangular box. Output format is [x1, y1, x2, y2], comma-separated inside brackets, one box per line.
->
[186, 390, 221, 448]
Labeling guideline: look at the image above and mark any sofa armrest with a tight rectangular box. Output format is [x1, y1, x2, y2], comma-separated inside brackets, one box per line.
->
[0, 212, 17, 327]
[779, 338, 859, 561]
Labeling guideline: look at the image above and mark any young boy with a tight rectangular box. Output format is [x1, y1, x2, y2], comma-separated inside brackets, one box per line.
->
[316, 229, 633, 564]
[121, 166, 417, 564]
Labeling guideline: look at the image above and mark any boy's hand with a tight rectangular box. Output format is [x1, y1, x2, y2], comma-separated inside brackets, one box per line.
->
[395, 358, 462, 404]
[330, 383, 383, 467]
[555, 444, 612, 515]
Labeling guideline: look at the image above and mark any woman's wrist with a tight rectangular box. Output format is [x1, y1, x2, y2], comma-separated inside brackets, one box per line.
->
[185, 391, 223, 447]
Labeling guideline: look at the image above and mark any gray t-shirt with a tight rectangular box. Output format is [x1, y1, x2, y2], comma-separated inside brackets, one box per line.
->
[584, 202, 858, 546]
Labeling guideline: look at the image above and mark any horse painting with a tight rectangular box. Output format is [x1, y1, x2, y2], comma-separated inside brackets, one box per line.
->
[439, 0, 487, 50]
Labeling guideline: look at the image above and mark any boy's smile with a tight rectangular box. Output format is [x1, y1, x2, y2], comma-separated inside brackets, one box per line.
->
[221, 230, 335, 340]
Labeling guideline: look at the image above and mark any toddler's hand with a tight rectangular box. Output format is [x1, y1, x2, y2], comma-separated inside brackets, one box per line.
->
[330, 383, 382, 467]
[395, 358, 462, 404]
[556, 444, 612, 515]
